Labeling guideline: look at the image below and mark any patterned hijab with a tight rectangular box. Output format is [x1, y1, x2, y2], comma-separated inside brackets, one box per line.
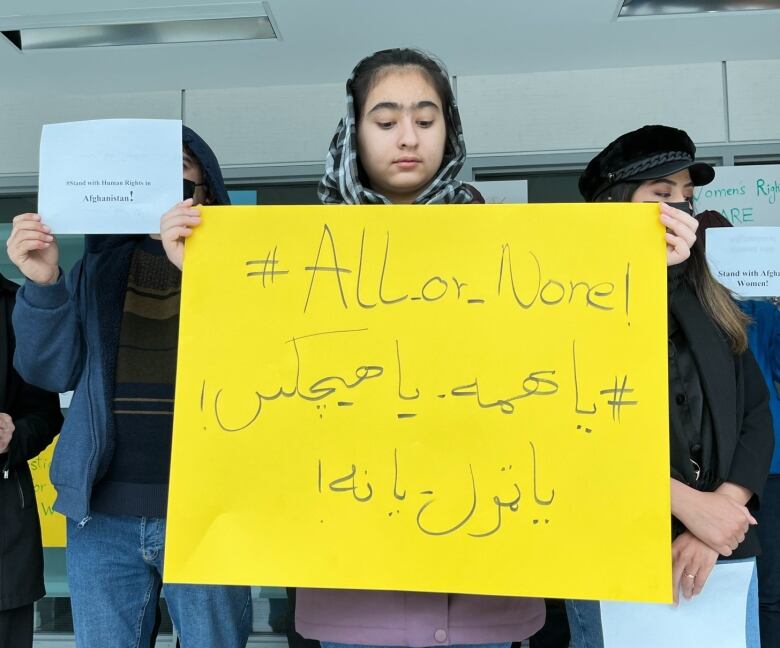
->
[319, 53, 474, 205]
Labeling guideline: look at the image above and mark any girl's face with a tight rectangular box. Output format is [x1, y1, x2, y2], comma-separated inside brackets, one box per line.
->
[183, 148, 209, 204]
[356, 67, 447, 204]
[631, 168, 694, 205]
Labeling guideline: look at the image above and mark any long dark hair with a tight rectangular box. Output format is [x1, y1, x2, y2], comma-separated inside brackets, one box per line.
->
[594, 181, 748, 353]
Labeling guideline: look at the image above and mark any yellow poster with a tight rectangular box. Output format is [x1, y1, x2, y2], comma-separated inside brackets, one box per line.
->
[30, 436, 66, 547]
[165, 203, 672, 603]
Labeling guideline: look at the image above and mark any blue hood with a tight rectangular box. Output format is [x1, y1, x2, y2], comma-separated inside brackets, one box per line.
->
[87, 125, 229, 254]
[183, 125, 230, 207]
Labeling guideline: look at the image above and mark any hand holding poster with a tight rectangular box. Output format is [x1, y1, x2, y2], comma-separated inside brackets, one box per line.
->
[165, 203, 672, 603]
[38, 119, 182, 234]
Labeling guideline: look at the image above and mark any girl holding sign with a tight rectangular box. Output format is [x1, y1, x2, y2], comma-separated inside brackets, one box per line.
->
[7, 127, 252, 648]
[568, 125, 774, 648]
[293, 48, 545, 648]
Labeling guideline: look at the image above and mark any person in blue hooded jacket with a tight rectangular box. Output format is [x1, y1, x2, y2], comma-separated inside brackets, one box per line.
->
[7, 126, 252, 647]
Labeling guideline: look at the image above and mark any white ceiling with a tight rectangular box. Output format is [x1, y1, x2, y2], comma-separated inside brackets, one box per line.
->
[2, 0, 780, 94]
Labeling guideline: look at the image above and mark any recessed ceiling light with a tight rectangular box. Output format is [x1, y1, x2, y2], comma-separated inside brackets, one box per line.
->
[619, 0, 780, 17]
[2, 15, 277, 51]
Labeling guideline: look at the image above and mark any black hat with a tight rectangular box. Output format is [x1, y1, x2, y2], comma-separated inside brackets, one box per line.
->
[579, 125, 715, 202]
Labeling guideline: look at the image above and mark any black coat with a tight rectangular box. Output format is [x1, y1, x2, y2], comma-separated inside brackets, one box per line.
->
[0, 275, 62, 610]
[669, 265, 774, 559]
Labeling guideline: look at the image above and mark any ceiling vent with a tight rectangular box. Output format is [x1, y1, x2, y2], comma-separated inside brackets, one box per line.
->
[1, 10, 278, 51]
[619, 0, 780, 17]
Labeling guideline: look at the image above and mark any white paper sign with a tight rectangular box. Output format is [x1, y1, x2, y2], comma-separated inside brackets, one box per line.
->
[706, 227, 780, 297]
[470, 180, 528, 204]
[601, 560, 754, 648]
[38, 119, 183, 234]
[694, 165, 780, 227]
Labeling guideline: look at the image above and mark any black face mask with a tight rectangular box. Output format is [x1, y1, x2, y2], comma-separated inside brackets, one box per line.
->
[644, 200, 694, 216]
[666, 201, 694, 216]
[183, 178, 207, 201]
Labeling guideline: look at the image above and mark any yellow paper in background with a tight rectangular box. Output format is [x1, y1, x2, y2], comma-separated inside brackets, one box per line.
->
[165, 203, 672, 603]
[30, 436, 66, 547]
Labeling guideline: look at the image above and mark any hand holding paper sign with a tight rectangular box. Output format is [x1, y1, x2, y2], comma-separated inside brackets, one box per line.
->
[159, 147, 211, 270]
[672, 531, 718, 603]
[7, 213, 60, 285]
[37, 119, 182, 234]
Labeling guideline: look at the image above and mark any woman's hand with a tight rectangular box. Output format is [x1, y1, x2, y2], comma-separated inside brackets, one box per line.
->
[6, 213, 60, 285]
[661, 203, 698, 266]
[672, 531, 718, 603]
[160, 199, 202, 271]
[671, 479, 755, 556]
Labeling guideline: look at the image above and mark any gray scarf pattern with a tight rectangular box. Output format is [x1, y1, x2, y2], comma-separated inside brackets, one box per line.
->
[319, 65, 473, 205]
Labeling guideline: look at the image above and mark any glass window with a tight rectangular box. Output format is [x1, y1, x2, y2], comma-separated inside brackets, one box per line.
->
[229, 182, 320, 205]
[735, 157, 780, 166]
[475, 171, 584, 203]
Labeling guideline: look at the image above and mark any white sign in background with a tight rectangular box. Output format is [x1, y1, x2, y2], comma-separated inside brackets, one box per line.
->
[38, 119, 183, 234]
[694, 165, 780, 227]
[705, 227, 780, 297]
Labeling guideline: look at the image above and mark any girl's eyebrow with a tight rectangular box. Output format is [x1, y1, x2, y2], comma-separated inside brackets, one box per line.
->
[366, 100, 441, 115]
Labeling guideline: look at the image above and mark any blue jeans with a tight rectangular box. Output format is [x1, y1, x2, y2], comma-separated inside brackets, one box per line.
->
[67, 512, 252, 647]
[565, 598, 603, 648]
[566, 559, 760, 648]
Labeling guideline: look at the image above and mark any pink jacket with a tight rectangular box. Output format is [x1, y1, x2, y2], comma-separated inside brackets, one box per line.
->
[295, 589, 545, 647]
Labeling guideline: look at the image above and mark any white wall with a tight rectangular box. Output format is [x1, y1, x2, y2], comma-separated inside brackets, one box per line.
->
[457, 63, 727, 155]
[2, 59, 779, 179]
[183, 83, 343, 167]
[180, 60, 778, 166]
[0, 91, 181, 176]
[726, 60, 780, 142]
